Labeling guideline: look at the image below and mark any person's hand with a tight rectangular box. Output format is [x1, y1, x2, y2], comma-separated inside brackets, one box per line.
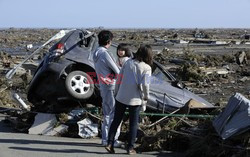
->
[141, 104, 146, 112]
[141, 100, 147, 112]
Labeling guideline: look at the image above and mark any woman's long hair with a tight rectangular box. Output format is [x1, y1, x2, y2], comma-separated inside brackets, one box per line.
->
[134, 44, 153, 66]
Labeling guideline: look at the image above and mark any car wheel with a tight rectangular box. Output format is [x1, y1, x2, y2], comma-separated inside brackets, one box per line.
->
[65, 71, 94, 100]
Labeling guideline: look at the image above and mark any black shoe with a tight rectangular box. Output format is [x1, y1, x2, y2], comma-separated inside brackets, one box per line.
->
[127, 148, 136, 155]
[105, 144, 115, 154]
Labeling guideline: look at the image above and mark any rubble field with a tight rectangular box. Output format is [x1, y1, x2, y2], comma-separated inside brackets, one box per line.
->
[0, 28, 250, 157]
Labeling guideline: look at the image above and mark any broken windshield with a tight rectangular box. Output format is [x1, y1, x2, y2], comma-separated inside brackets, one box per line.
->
[152, 65, 172, 83]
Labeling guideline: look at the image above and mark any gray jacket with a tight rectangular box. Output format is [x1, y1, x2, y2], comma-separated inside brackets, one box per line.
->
[115, 59, 152, 106]
[93, 47, 120, 90]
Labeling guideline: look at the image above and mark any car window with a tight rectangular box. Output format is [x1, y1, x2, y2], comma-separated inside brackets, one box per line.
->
[152, 66, 172, 82]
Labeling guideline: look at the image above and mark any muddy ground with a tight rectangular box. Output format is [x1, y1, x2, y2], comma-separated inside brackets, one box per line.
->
[0, 28, 250, 156]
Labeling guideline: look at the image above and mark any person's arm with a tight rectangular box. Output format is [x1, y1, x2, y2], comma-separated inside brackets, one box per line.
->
[114, 65, 125, 96]
[141, 68, 152, 100]
[104, 52, 120, 75]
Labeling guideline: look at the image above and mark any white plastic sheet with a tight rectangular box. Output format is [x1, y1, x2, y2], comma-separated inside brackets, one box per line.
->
[77, 118, 98, 138]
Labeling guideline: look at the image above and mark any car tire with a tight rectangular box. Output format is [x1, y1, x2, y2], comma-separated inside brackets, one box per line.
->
[65, 71, 94, 100]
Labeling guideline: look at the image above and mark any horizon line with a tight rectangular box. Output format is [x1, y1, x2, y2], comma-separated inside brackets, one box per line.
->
[1, 27, 250, 30]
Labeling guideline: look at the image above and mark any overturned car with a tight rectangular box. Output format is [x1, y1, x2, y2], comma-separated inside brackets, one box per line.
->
[27, 29, 215, 112]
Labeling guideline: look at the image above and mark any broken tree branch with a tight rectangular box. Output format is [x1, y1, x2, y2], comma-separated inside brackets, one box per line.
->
[146, 109, 180, 128]
[168, 129, 203, 139]
[78, 101, 103, 121]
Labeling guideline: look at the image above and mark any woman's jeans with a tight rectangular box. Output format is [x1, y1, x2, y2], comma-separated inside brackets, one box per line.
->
[108, 100, 141, 149]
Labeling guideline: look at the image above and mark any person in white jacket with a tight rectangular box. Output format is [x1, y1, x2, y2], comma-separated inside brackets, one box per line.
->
[93, 30, 121, 147]
[105, 45, 153, 155]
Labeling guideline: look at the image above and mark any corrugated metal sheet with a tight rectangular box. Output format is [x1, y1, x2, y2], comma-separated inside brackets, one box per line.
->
[213, 93, 250, 140]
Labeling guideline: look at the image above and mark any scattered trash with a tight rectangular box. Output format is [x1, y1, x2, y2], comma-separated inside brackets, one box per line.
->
[239, 76, 249, 82]
[68, 109, 86, 120]
[26, 44, 33, 50]
[13, 93, 29, 110]
[193, 30, 208, 39]
[235, 51, 248, 66]
[77, 118, 98, 138]
[215, 41, 228, 45]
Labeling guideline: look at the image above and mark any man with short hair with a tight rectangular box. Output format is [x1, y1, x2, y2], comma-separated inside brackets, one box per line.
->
[93, 30, 121, 147]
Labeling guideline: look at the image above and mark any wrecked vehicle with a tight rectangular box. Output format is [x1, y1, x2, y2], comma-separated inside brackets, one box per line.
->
[149, 61, 214, 112]
[27, 30, 98, 108]
[213, 93, 250, 140]
[27, 29, 214, 112]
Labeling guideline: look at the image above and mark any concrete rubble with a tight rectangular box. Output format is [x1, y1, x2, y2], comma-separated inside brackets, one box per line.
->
[28, 113, 68, 136]
[28, 113, 57, 135]
[45, 124, 69, 136]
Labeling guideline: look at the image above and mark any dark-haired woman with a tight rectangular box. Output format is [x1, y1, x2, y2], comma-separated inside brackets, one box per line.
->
[105, 45, 153, 155]
[117, 43, 131, 67]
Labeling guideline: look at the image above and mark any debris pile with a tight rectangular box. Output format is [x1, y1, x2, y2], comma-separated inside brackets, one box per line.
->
[136, 106, 250, 157]
[0, 28, 250, 156]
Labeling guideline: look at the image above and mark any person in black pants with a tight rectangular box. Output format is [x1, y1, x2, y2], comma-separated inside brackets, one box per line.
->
[105, 45, 153, 155]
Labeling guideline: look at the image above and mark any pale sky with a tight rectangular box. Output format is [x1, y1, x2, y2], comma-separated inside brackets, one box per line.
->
[0, 0, 250, 28]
